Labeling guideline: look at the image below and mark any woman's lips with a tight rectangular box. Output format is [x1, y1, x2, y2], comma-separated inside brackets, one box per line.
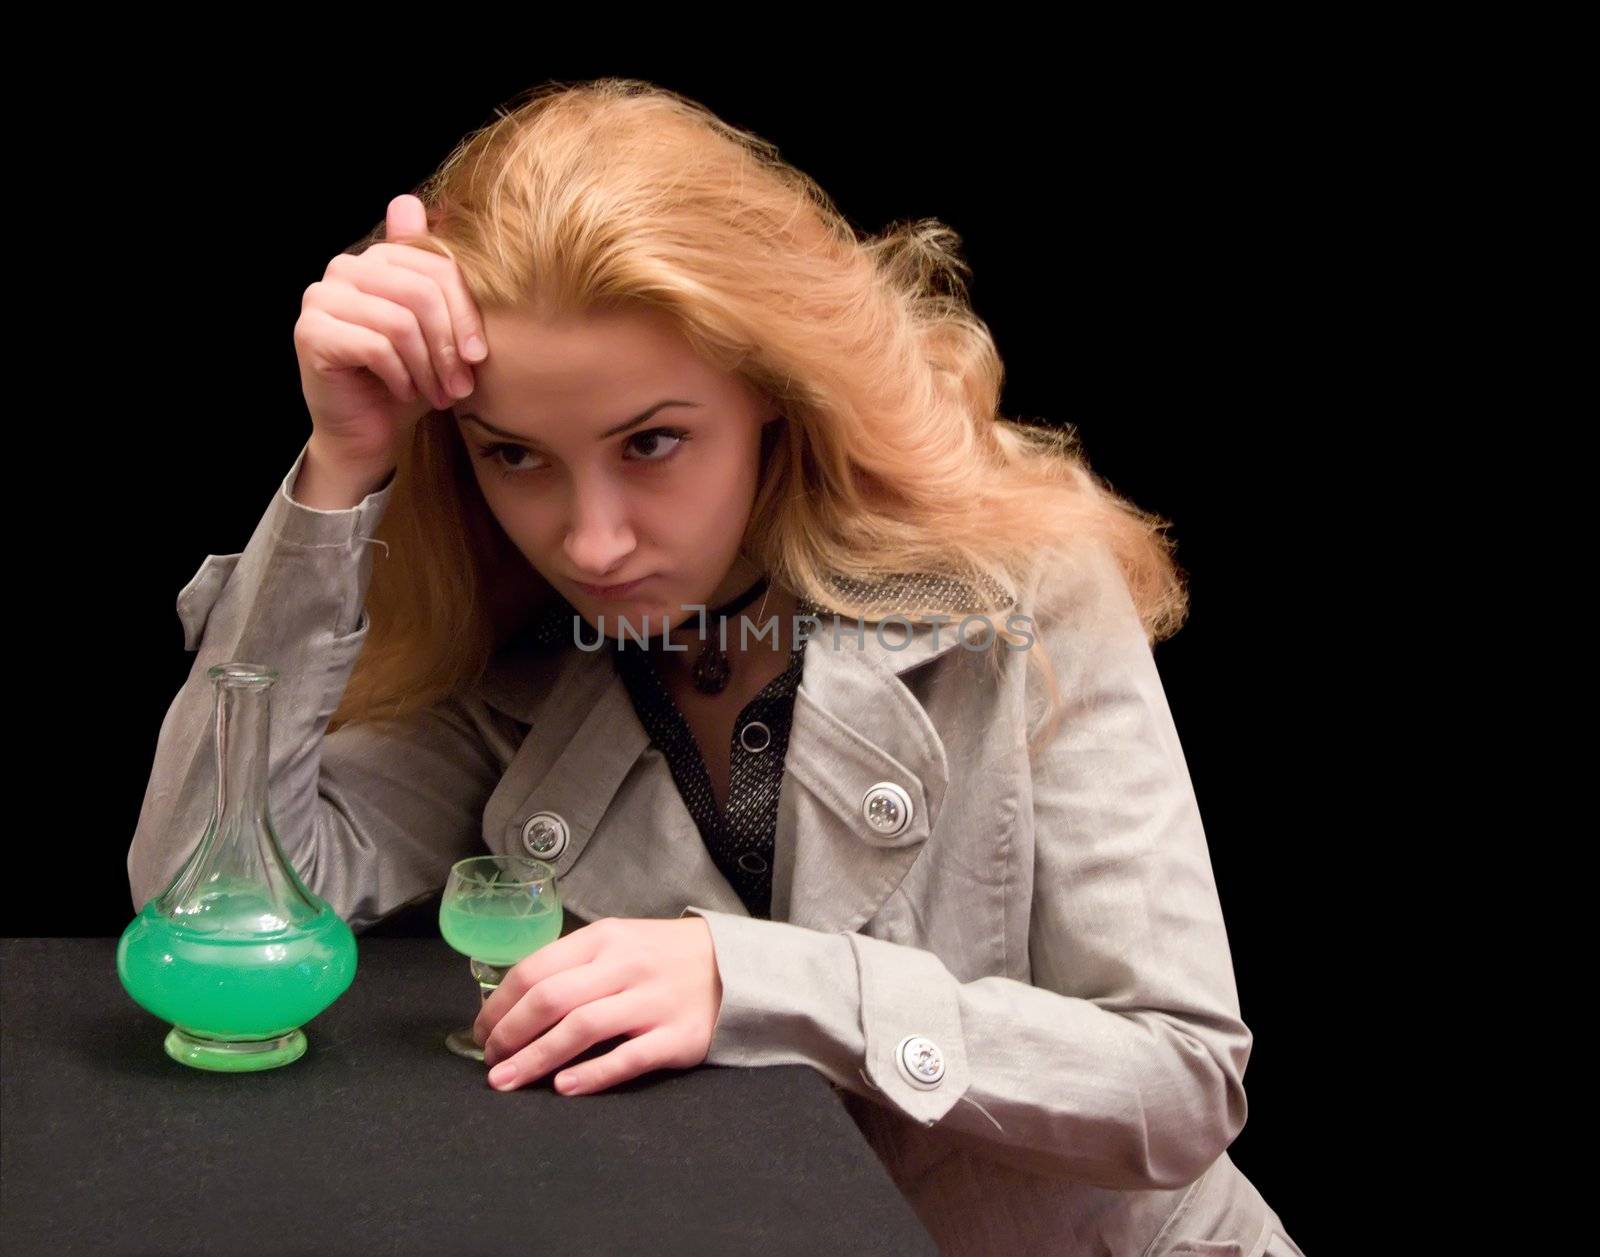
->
[574, 576, 650, 600]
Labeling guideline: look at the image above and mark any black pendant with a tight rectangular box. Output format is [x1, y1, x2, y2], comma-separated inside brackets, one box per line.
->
[687, 574, 770, 695]
[691, 643, 733, 694]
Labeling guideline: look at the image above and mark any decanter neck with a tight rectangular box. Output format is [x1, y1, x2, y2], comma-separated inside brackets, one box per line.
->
[214, 673, 271, 826]
[155, 662, 326, 930]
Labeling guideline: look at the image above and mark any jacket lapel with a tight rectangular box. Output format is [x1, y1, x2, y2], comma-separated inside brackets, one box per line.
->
[775, 617, 965, 933]
[472, 611, 974, 934]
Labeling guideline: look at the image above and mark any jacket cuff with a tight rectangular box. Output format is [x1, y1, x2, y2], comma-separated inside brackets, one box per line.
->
[174, 442, 396, 652]
[680, 906, 971, 1127]
[849, 928, 970, 1126]
[269, 440, 396, 549]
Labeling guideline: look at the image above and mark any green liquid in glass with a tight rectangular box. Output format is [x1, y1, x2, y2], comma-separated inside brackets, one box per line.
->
[117, 884, 357, 1039]
[439, 897, 563, 966]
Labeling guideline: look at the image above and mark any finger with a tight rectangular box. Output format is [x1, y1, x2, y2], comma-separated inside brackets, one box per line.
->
[297, 307, 417, 404]
[385, 194, 429, 244]
[473, 922, 610, 1046]
[366, 241, 489, 363]
[481, 961, 626, 1070]
[554, 1026, 680, 1097]
[329, 256, 468, 406]
[310, 278, 453, 411]
[486, 988, 647, 1092]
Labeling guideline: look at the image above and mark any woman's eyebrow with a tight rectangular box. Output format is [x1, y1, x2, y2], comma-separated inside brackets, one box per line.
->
[456, 400, 702, 444]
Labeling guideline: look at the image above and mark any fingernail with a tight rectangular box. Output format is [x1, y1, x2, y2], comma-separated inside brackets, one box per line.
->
[464, 334, 487, 360]
[489, 1063, 516, 1087]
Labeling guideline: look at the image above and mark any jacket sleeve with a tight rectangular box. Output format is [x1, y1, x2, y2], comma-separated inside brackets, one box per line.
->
[127, 440, 512, 933]
[679, 543, 1252, 1192]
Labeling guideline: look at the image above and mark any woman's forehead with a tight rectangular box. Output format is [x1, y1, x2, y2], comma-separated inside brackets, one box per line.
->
[473, 307, 726, 408]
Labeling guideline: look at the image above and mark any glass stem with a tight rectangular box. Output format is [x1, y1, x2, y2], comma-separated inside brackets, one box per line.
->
[470, 957, 510, 1004]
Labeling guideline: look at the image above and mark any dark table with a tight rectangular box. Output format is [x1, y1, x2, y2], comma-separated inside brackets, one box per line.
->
[0, 937, 935, 1257]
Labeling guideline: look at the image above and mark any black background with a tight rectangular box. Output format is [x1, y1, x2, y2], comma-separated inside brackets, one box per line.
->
[17, 57, 1358, 1251]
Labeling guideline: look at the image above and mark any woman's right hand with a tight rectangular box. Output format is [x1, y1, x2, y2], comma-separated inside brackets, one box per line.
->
[293, 193, 488, 483]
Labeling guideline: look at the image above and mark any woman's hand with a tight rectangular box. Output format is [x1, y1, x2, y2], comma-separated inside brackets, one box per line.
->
[474, 917, 724, 1096]
[293, 192, 487, 484]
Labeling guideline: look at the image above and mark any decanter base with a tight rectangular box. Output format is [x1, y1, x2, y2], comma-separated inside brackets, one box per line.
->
[164, 1025, 307, 1072]
[444, 1025, 485, 1062]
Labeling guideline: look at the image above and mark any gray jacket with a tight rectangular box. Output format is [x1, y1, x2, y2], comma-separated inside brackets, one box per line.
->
[129, 441, 1305, 1257]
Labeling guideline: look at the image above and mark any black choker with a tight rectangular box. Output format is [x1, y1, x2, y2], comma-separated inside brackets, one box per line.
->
[690, 576, 770, 695]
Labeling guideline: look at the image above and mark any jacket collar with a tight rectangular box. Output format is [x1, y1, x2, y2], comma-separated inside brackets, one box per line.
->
[472, 596, 991, 934]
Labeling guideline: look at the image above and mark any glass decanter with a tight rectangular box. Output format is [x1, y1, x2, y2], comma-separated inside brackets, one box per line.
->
[117, 662, 357, 1071]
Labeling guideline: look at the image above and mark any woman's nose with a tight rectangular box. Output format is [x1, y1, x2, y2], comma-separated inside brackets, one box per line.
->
[563, 492, 637, 578]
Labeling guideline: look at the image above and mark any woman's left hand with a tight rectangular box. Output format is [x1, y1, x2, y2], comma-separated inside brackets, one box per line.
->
[473, 916, 723, 1095]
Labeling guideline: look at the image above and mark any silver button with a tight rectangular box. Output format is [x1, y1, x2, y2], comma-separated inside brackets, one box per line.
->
[861, 782, 913, 836]
[896, 1034, 945, 1089]
[739, 720, 772, 753]
[521, 811, 569, 860]
[737, 852, 769, 873]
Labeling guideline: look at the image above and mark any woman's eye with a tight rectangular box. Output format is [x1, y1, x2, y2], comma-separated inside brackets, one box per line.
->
[473, 427, 691, 477]
[624, 427, 690, 462]
[476, 443, 545, 474]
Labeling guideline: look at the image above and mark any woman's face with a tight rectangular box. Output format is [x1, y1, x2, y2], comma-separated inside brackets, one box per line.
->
[451, 302, 781, 635]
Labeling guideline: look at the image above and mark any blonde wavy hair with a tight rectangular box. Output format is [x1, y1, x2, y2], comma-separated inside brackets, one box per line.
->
[329, 77, 1190, 758]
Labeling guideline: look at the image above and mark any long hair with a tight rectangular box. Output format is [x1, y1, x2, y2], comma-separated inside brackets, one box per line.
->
[328, 77, 1190, 758]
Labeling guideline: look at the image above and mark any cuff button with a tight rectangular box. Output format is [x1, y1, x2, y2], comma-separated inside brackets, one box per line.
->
[895, 1034, 945, 1089]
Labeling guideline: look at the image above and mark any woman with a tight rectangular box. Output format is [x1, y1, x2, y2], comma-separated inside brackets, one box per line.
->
[129, 78, 1304, 1255]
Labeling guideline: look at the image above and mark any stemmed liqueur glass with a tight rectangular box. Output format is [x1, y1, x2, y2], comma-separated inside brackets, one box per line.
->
[440, 855, 562, 1061]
